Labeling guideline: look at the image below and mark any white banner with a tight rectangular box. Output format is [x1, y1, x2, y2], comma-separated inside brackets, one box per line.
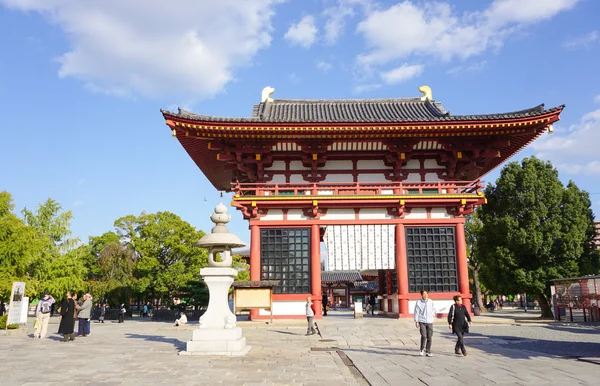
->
[324, 225, 396, 270]
[7, 281, 27, 325]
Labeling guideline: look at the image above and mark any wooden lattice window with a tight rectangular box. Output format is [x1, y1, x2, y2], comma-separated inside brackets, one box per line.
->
[405, 227, 458, 293]
[260, 228, 311, 294]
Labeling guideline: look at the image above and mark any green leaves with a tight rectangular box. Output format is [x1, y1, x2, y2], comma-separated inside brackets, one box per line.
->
[476, 157, 597, 317]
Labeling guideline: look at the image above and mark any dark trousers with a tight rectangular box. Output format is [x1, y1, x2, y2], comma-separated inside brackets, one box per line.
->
[118, 314, 124, 323]
[77, 318, 89, 336]
[419, 323, 433, 353]
[455, 331, 465, 352]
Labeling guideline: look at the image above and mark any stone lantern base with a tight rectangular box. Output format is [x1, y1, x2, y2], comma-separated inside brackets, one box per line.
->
[179, 267, 251, 356]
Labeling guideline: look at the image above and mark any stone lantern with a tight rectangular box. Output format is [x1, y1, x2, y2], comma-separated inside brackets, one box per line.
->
[180, 203, 250, 356]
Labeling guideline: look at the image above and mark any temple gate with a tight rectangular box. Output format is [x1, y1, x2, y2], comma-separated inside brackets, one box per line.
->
[162, 86, 563, 320]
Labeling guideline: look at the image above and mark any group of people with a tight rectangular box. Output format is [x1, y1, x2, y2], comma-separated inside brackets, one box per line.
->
[54, 291, 93, 341]
[414, 290, 472, 357]
[307, 289, 474, 357]
[32, 291, 129, 341]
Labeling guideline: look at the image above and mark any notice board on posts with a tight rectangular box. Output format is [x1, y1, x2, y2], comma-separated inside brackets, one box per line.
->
[232, 280, 279, 324]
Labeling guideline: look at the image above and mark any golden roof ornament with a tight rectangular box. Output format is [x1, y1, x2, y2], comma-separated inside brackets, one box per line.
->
[261, 86, 275, 103]
[419, 85, 433, 101]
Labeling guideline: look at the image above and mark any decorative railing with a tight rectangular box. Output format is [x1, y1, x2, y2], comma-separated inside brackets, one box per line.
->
[232, 180, 484, 198]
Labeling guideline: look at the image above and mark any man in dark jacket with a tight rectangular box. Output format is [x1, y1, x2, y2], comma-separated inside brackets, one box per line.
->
[448, 295, 472, 356]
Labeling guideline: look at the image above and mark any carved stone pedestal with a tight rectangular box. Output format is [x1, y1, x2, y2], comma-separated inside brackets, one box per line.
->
[180, 267, 250, 356]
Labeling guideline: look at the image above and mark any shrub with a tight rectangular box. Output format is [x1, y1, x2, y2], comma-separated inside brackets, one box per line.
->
[0, 315, 7, 329]
[6, 323, 19, 329]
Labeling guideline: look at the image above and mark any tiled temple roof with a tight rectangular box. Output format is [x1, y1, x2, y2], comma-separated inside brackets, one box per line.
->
[162, 90, 564, 124]
[322, 270, 363, 283]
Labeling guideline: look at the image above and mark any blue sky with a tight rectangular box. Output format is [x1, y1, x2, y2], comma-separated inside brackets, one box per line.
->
[1, 0, 599, 245]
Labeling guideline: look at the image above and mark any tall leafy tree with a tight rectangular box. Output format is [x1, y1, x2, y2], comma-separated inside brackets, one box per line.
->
[465, 212, 486, 312]
[114, 211, 208, 301]
[478, 157, 596, 318]
[0, 191, 42, 300]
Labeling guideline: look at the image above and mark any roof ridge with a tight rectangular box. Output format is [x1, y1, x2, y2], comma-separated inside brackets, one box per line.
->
[271, 97, 423, 103]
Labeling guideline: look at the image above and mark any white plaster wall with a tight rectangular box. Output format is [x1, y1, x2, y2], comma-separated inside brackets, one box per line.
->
[405, 208, 427, 219]
[430, 208, 453, 219]
[323, 174, 354, 183]
[392, 299, 399, 313]
[321, 209, 355, 220]
[290, 161, 311, 171]
[424, 173, 441, 182]
[357, 160, 386, 170]
[381, 189, 394, 195]
[321, 160, 353, 171]
[408, 300, 454, 315]
[260, 209, 284, 221]
[381, 299, 389, 312]
[287, 209, 308, 221]
[404, 160, 421, 169]
[423, 159, 442, 168]
[267, 160, 286, 171]
[258, 301, 305, 316]
[357, 173, 385, 182]
[269, 174, 287, 184]
[358, 208, 392, 220]
[404, 173, 422, 182]
[289, 174, 306, 183]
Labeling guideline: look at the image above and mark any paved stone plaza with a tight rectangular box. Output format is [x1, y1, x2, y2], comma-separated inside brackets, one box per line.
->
[1, 311, 599, 386]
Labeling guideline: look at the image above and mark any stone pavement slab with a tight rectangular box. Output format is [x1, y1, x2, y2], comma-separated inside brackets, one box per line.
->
[2, 313, 600, 386]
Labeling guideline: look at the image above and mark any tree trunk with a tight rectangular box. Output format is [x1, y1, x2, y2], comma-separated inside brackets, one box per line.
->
[469, 265, 486, 313]
[537, 292, 554, 319]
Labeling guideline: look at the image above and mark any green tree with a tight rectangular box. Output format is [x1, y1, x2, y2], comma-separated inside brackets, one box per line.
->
[36, 247, 88, 299]
[114, 211, 208, 302]
[478, 157, 596, 318]
[465, 212, 486, 312]
[0, 192, 42, 300]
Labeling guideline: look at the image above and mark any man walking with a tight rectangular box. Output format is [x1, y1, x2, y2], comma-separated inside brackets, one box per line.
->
[34, 293, 54, 339]
[414, 289, 436, 357]
[305, 296, 316, 335]
[322, 293, 329, 316]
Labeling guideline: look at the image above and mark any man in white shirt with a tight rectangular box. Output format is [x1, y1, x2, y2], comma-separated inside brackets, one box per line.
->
[174, 311, 188, 326]
[414, 289, 436, 357]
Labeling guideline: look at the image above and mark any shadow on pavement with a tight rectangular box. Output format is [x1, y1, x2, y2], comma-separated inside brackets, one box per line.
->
[124, 333, 186, 350]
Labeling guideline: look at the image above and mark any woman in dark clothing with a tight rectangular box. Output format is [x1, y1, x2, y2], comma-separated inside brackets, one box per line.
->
[58, 291, 76, 342]
[448, 295, 472, 356]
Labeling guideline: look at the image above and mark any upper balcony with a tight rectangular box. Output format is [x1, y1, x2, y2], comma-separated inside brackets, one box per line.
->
[232, 180, 484, 200]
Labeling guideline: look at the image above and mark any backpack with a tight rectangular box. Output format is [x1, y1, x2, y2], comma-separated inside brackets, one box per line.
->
[40, 300, 51, 314]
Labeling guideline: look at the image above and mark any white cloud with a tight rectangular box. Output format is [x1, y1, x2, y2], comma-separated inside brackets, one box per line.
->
[0, 0, 280, 100]
[284, 15, 318, 48]
[323, 1, 356, 44]
[289, 73, 301, 85]
[380, 63, 424, 84]
[316, 61, 332, 72]
[532, 108, 600, 175]
[353, 83, 381, 94]
[594, 94, 600, 103]
[446, 60, 487, 75]
[356, 0, 579, 66]
[563, 30, 599, 49]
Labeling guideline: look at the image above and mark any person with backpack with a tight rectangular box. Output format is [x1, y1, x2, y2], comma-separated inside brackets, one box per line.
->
[34, 293, 55, 339]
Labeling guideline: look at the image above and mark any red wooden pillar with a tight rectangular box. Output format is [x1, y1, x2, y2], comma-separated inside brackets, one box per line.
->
[396, 223, 409, 316]
[249, 224, 260, 320]
[455, 221, 472, 312]
[311, 224, 322, 319]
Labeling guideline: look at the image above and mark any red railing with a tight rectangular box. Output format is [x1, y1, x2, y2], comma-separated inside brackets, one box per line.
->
[232, 180, 484, 197]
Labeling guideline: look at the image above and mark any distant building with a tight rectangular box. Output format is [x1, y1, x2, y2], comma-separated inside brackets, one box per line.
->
[594, 222, 600, 249]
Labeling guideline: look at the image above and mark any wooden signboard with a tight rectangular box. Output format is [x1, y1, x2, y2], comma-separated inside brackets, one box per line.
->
[232, 280, 279, 324]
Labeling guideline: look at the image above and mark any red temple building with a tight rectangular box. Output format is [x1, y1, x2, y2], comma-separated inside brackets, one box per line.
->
[162, 86, 563, 320]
